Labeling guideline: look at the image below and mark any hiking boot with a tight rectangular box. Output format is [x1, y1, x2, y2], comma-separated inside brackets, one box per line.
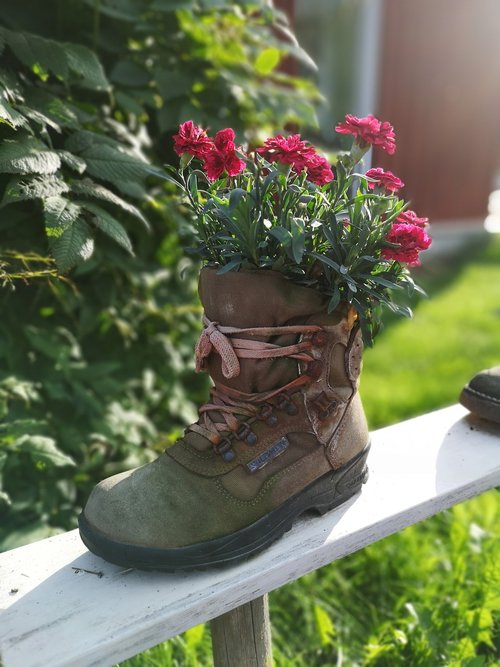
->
[79, 267, 370, 570]
[460, 366, 500, 424]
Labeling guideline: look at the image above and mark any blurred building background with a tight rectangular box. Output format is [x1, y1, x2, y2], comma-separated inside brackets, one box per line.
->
[281, 0, 500, 229]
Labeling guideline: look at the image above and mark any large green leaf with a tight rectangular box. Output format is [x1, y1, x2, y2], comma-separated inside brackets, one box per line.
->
[0, 27, 110, 91]
[64, 130, 122, 154]
[110, 60, 150, 87]
[65, 44, 111, 91]
[155, 70, 192, 101]
[0, 26, 69, 79]
[23, 89, 82, 130]
[71, 179, 149, 227]
[82, 0, 143, 22]
[1, 175, 69, 207]
[15, 435, 75, 467]
[80, 144, 153, 183]
[80, 201, 134, 255]
[17, 104, 62, 133]
[56, 150, 87, 174]
[43, 196, 81, 238]
[0, 99, 28, 129]
[255, 47, 281, 76]
[0, 136, 61, 174]
[48, 217, 95, 272]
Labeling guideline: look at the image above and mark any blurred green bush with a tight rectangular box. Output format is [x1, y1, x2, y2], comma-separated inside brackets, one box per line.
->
[0, 0, 320, 549]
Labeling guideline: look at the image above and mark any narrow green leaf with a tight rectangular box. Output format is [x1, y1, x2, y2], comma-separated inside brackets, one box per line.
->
[269, 226, 293, 245]
[328, 287, 341, 313]
[311, 252, 341, 273]
[362, 274, 404, 290]
[314, 605, 336, 646]
[290, 217, 305, 264]
[229, 188, 246, 211]
[216, 257, 242, 274]
[187, 172, 199, 203]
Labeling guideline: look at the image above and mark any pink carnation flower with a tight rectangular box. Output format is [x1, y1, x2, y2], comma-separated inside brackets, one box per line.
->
[396, 209, 429, 227]
[365, 167, 404, 193]
[382, 223, 432, 267]
[203, 128, 245, 181]
[336, 114, 396, 155]
[173, 120, 213, 159]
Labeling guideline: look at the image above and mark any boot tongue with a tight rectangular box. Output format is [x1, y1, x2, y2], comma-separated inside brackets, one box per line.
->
[198, 267, 326, 393]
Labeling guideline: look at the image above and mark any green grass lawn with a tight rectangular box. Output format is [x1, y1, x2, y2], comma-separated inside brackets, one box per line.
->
[119, 234, 500, 667]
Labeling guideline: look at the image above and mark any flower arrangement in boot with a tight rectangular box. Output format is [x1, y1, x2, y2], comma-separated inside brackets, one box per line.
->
[168, 114, 431, 345]
[79, 115, 431, 571]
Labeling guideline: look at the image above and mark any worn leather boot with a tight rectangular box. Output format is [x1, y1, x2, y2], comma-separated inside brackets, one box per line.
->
[460, 366, 500, 424]
[79, 268, 370, 570]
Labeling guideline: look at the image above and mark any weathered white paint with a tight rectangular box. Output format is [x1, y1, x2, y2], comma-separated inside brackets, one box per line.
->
[1, 405, 499, 667]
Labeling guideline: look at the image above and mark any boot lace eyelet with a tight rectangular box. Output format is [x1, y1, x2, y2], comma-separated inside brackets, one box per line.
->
[258, 404, 278, 426]
[277, 394, 298, 416]
[214, 437, 235, 461]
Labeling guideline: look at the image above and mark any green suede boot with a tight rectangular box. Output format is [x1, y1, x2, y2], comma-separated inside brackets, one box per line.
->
[79, 268, 370, 570]
[460, 366, 500, 424]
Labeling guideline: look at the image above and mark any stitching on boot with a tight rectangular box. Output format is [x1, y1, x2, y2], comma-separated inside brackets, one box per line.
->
[214, 447, 324, 507]
[466, 387, 500, 404]
[215, 475, 278, 507]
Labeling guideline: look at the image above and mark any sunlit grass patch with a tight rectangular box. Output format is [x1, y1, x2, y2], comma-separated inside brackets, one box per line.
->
[361, 234, 500, 428]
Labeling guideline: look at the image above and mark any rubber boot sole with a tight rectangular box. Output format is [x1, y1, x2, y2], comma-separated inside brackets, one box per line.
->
[460, 386, 500, 424]
[78, 445, 370, 572]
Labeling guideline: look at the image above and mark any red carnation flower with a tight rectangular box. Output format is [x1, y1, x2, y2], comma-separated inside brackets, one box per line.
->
[396, 209, 429, 227]
[305, 154, 334, 186]
[203, 128, 245, 181]
[365, 167, 404, 193]
[256, 134, 317, 171]
[257, 135, 333, 185]
[382, 223, 432, 266]
[336, 114, 396, 155]
[173, 120, 213, 159]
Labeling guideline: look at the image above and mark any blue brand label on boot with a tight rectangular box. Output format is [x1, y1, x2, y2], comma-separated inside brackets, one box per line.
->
[246, 436, 289, 473]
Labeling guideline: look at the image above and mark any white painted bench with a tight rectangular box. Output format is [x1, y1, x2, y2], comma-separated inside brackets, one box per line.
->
[1, 404, 499, 667]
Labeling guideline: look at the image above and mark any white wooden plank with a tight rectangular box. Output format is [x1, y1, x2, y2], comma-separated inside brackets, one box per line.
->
[1, 404, 499, 667]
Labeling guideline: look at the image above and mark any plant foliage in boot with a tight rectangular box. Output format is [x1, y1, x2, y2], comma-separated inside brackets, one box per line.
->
[166, 116, 432, 345]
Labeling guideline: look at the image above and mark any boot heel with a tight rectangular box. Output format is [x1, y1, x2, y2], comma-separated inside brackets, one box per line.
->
[310, 445, 370, 516]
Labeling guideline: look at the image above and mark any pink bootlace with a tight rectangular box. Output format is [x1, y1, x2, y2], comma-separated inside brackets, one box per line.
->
[190, 316, 324, 460]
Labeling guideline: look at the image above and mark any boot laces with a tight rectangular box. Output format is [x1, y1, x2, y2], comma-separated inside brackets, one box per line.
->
[189, 316, 323, 459]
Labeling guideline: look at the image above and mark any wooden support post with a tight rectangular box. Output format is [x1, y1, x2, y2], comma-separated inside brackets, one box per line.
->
[210, 593, 273, 667]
